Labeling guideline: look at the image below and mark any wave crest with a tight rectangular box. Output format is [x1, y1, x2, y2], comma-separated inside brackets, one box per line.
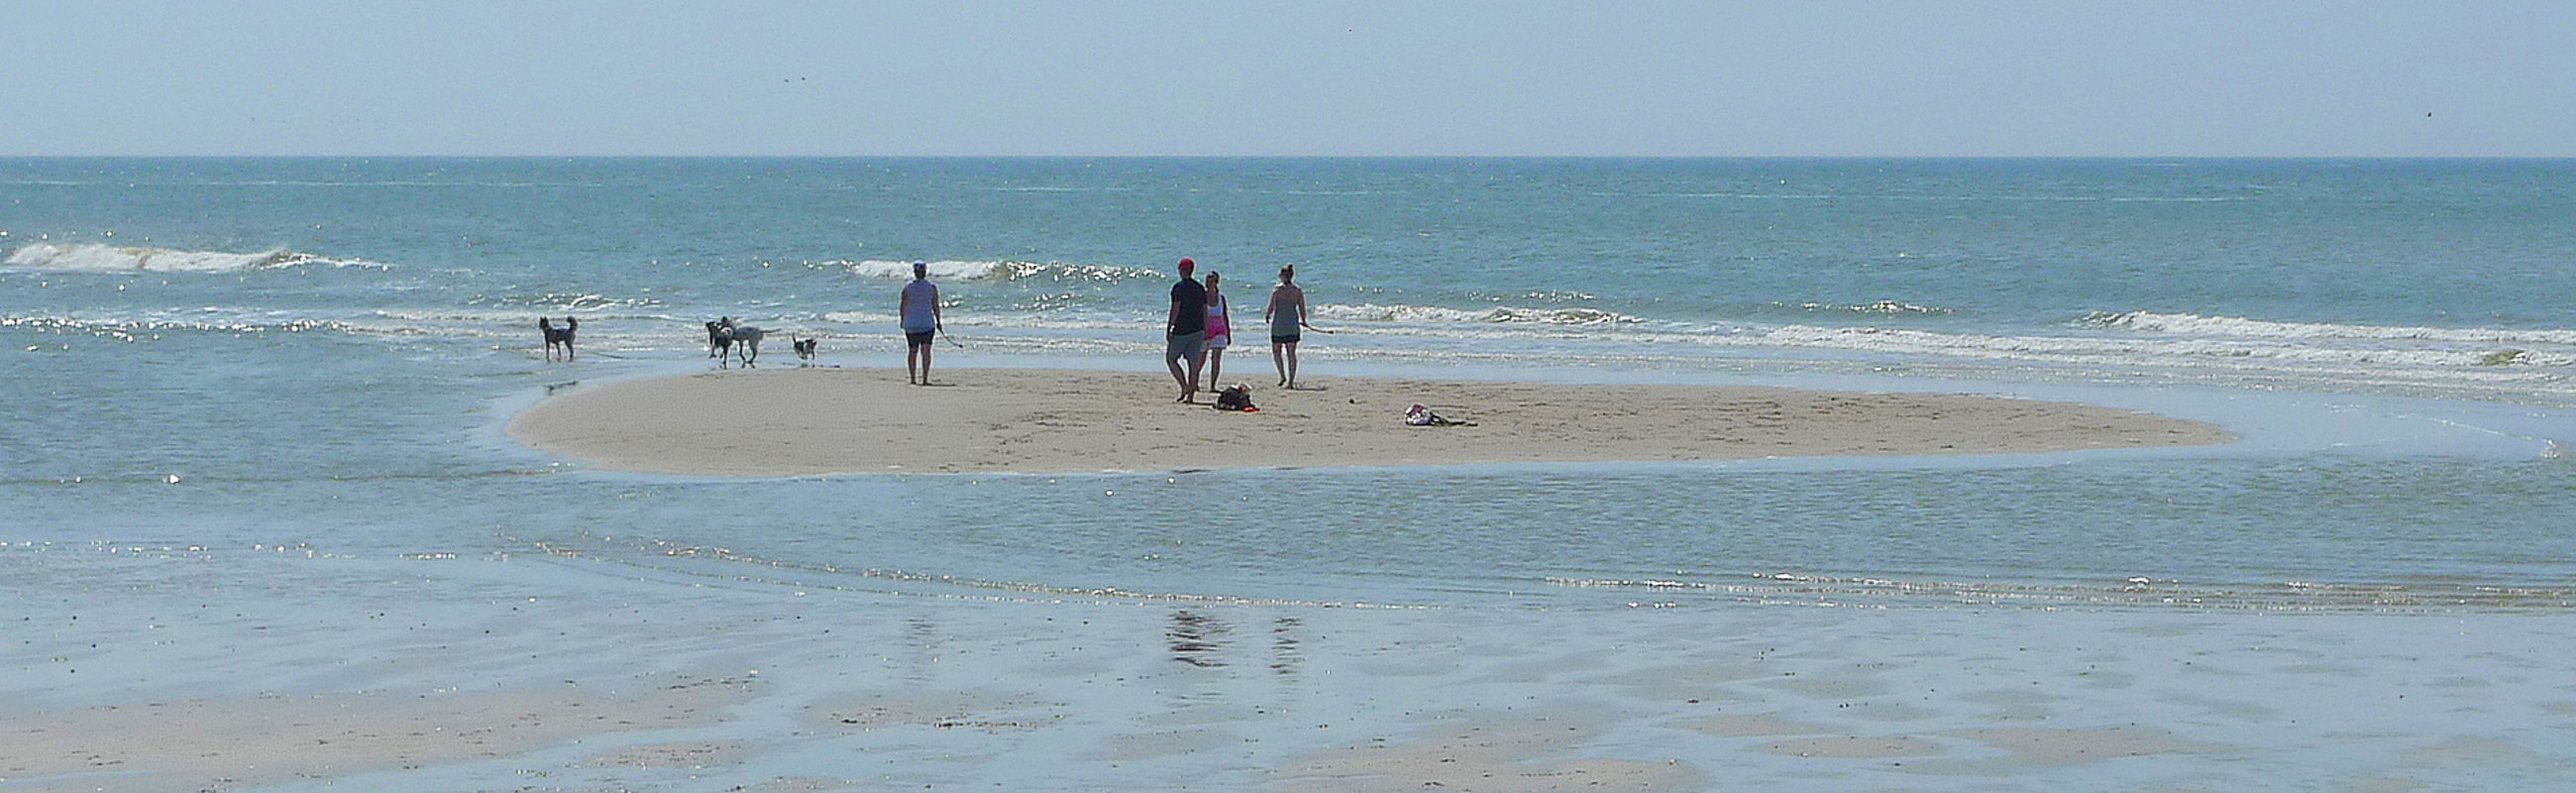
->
[841, 259, 1159, 283]
[1798, 299, 1957, 315]
[4, 243, 383, 273]
[465, 292, 665, 311]
[1312, 302, 1637, 326]
[2085, 310, 2576, 347]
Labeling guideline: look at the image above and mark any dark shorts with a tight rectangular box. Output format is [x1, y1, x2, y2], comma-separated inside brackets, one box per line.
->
[1166, 330, 1206, 361]
[906, 330, 934, 348]
[1271, 333, 1301, 345]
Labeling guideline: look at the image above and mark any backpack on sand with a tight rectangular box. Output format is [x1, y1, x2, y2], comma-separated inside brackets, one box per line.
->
[1215, 386, 1258, 412]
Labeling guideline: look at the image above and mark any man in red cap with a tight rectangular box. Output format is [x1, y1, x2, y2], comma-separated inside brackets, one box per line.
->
[1164, 257, 1209, 401]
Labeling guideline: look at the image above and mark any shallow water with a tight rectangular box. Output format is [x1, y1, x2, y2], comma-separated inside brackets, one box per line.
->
[5, 157, 2572, 614]
[8, 160, 2576, 791]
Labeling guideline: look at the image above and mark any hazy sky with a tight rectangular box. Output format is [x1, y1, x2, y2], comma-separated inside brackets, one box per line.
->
[10, 1, 2572, 157]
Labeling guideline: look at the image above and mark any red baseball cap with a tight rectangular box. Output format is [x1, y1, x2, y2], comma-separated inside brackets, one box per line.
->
[1178, 257, 1195, 272]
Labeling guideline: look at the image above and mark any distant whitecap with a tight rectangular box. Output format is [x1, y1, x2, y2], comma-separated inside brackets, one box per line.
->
[4, 243, 386, 273]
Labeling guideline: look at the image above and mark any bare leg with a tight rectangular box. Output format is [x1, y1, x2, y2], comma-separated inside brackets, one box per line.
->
[1207, 348, 1224, 389]
[1167, 349, 1191, 399]
[907, 344, 921, 384]
[919, 343, 933, 385]
[1187, 351, 1207, 397]
[1271, 342, 1287, 387]
[1283, 341, 1299, 389]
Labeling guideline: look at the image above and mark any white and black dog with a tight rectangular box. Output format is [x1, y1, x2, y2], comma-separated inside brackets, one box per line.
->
[710, 317, 768, 367]
[539, 316, 577, 361]
[792, 334, 817, 364]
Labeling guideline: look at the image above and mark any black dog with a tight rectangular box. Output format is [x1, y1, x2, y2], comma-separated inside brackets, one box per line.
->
[792, 334, 817, 364]
[705, 317, 733, 360]
[539, 316, 577, 361]
[707, 317, 768, 367]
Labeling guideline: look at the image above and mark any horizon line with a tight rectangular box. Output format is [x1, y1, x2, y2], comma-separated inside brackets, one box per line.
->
[6, 154, 2575, 162]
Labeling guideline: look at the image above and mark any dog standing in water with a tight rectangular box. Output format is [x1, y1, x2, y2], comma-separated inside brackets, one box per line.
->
[539, 316, 577, 361]
[710, 317, 768, 367]
[704, 318, 733, 360]
[792, 334, 818, 365]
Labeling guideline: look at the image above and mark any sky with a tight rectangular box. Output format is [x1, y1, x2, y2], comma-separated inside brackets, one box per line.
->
[8, 1, 2573, 157]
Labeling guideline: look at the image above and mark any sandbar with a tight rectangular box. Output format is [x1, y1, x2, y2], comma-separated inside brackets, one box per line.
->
[504, 367, 2230, 476]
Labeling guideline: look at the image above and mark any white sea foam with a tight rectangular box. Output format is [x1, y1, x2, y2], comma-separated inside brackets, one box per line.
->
[3, 311, 371, 338]
[1796, 299, 1957, 315]
[1252, 308, 2571, 401]
[464, 293, 666, 311]
[3, 243, 384, 273]
[819, 310, 899, 325]
[2087, 310, 2576, 347]
[368, 307, 689, 327]
[841, 259, 1158, 283]
[1311, 302, 1637, 325]
[1747, 323, 2576, 372]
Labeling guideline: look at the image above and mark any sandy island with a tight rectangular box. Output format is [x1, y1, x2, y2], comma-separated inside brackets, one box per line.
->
[504, 368, 2230, 476]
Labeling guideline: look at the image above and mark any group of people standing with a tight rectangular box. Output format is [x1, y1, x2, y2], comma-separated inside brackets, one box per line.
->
[1163, 257, 1322, 402]
[892, 257, 1322, 398]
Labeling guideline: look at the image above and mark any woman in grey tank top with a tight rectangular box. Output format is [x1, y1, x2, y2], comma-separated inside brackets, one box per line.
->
[1264, 265, 1310, 389]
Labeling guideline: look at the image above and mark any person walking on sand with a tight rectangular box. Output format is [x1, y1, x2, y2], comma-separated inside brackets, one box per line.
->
[899, 261, 942, 385]
[1264, 264, 1319, 389]
[1202, 271, 1233, 388]
[1165, 257, 1209, 402]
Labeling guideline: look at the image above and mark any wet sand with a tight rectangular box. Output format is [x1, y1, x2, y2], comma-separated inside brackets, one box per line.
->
[504, 367, 2231, 476]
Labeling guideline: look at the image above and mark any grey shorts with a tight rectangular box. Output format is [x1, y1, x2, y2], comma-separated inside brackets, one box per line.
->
[1165, 330, 1206, 362]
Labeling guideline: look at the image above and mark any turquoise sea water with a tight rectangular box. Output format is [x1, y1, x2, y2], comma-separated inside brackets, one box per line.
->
[3, 158, 2571, 612]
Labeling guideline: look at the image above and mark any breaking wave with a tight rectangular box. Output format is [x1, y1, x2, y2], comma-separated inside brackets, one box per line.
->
[1797, 299, 1957, 315]
[2, 312, 365, 340]
[1312, 302, 1637, 325]
[4, 243, 385, 273]
[464, 292, 667, 311]
[1748, 323, 2576, 372]
[841, 259, 1159, 283]
[2085, 310, 2576, 348]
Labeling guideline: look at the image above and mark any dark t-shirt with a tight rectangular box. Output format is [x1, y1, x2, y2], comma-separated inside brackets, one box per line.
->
[1169, 279, 1208, 334]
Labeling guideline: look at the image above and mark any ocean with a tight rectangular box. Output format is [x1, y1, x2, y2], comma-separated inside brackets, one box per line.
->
[5, 158, 2573, 789]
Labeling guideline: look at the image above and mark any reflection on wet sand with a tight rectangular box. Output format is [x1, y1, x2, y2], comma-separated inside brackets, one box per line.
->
[1169, 610, 1229, 667]
[1272, 617, 1303, 677]
[904, 616, 939, 685]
